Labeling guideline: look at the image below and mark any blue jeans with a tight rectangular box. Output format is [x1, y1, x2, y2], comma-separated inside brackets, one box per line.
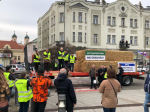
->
[143, 92, 150, 112]
[103, 107, 116, 112]
[90, 77, 96, 89]
[7, 87, 12, 102]
[19, 100, 30, 112]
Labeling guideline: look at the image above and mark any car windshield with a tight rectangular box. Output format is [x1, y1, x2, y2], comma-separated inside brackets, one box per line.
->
[138, 65, 142, 68]
[17, 65, 24, 68]
[145, 66, 149, 68]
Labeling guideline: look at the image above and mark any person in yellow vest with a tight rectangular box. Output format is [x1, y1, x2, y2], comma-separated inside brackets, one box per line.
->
[69, 53, 75, 72]
[4, 65, 15, 102]
[55, 59, 58, 70]
[58, 47, 65, 70]
[34, 51, 41, 72]
[15, 72, 33, 112]
[63, 51, 70, 67]
[43, 49, 51, 72]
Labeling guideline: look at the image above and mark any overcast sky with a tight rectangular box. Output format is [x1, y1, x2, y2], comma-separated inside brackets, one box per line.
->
[0, 0, 149, 43]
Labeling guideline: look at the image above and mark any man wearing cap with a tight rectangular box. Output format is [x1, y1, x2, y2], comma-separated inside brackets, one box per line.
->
[43, 49, 51, 72]
[4, 65, 16, 102]
[30, 67, 53, 112]
[58, 47, 65, 70]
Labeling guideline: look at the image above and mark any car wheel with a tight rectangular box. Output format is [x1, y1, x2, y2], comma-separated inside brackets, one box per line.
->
[141, 70, 145, 72]
[123, 76, 132, 86]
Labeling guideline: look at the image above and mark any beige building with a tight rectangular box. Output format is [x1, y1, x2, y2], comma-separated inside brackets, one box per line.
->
[37, 0, 150, 52]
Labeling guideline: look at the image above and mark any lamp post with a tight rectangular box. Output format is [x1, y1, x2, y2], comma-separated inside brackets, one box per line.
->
[58, 2, 65, 42]
[144, 15, 150, 72]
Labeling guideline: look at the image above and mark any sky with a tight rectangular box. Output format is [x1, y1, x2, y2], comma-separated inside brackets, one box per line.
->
[0, 0, 149, 43]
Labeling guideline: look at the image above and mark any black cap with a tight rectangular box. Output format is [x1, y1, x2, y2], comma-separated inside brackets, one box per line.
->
[38, 67, 44, 73]
[6, 65, 11, 71]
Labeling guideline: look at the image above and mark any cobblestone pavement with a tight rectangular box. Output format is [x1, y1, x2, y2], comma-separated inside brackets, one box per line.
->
[10, 76, 146, 112]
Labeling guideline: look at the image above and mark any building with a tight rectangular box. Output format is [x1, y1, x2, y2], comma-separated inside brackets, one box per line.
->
[24, 33, 30, 45]
[0, 40, 25, 65]
[37, 0, 150, 53]
[26, 38, 38, 63]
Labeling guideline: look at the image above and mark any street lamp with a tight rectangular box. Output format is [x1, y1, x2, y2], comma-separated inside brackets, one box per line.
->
[58, 2, 65, 42]
[144, 15, 150, 72]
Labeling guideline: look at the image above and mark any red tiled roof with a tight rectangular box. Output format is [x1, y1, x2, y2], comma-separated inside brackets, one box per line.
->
[0, 40, 24, 49]
[19, 45, 25, 50]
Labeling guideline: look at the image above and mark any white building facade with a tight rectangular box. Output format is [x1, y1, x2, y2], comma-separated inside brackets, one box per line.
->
[37, 0, 150, 52]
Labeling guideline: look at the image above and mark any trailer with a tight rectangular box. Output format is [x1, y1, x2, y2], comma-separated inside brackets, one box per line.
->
[30, 71, 145, 86]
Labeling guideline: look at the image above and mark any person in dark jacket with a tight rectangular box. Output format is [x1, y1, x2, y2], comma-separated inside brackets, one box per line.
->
[54, 68, 77, 112]
[89, 65, 97, 89]
[118, 64, 124, 87]
[143, 74, 150, 112]
[98, 65, 104, 85]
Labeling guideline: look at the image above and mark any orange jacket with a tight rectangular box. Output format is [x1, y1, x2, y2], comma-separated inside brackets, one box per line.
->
[30, 76, 53, 102]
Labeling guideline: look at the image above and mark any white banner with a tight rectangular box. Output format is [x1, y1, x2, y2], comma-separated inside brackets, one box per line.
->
[85, 55, 105, 60]
[0, 53, 11, 58]
[118, 62, 136, 72]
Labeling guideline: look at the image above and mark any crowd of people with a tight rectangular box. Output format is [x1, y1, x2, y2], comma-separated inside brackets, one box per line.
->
[0, 53, 149, 112]
[33, 47, 76, 72]
[89, 64, 124, 90]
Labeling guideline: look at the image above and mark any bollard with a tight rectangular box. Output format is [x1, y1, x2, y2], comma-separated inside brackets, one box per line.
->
[58, 94, 66, 112]
[30, 98, 34, 112]
[15, 87, 19, 106]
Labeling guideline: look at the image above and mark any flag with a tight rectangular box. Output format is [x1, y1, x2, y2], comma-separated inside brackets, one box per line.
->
[137, 51, 149, 58]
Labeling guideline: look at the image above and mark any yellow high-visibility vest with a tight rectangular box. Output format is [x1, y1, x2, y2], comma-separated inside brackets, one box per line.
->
[104, 72, 107, 79]
[34, 54, 40, 63]
[43, 52, 51, 60]
[58, 51, 65, 59]
[70, 55, 75, 63]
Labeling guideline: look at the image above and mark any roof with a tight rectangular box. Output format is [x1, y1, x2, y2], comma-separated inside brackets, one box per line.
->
[12, 33, 17, 38]
[0, 40, 24, 49]
[25, 34, 29, 39]
[19, 45, 25, 50]
[70, 3, 89, 10]
[27, 38, 37, 45]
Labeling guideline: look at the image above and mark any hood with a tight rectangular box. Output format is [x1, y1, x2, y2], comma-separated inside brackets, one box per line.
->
[57, 73, 67, 82]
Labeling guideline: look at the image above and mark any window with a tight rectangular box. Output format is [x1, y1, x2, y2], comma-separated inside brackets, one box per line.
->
[51, 35, 53, 44]
[134, 19, 137, 27]
[112, 35, 116, 44]
[145, 20, 149, 28]
[146, 37, 149, 45]
[112, 17, 116, 26]
[107, 16, 111, 25]
[130, 19, 133, 27]
[94, 34, 98, 43]
[60, 32, 64, 41]
[134, 36, 137, 45]
[93, 15, 98, 24]
[53, 34, 55, 43]
[54, 16, 55, 24]
[78, 32, 82, 42]
[130, 36, 133, 44]
[85, 33, 86, 43]
[14, 56, 17, 60]
[121, 18, 125, 26]
[121, 35, 125, 41]
[73, 32, 75, 42]
[85, 13, 87, 23]
[18, 56, 20, 61]
[60, 13, 64, 22]
[73, 12, 75, 21]
[78, 12, 82, 22]
[107, 35, 111, 43]
[33, 45, 36, 51]
[48, 21, 49, 28]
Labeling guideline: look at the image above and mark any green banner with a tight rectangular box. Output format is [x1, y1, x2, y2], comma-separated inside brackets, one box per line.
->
[85, 51, 105, 55]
